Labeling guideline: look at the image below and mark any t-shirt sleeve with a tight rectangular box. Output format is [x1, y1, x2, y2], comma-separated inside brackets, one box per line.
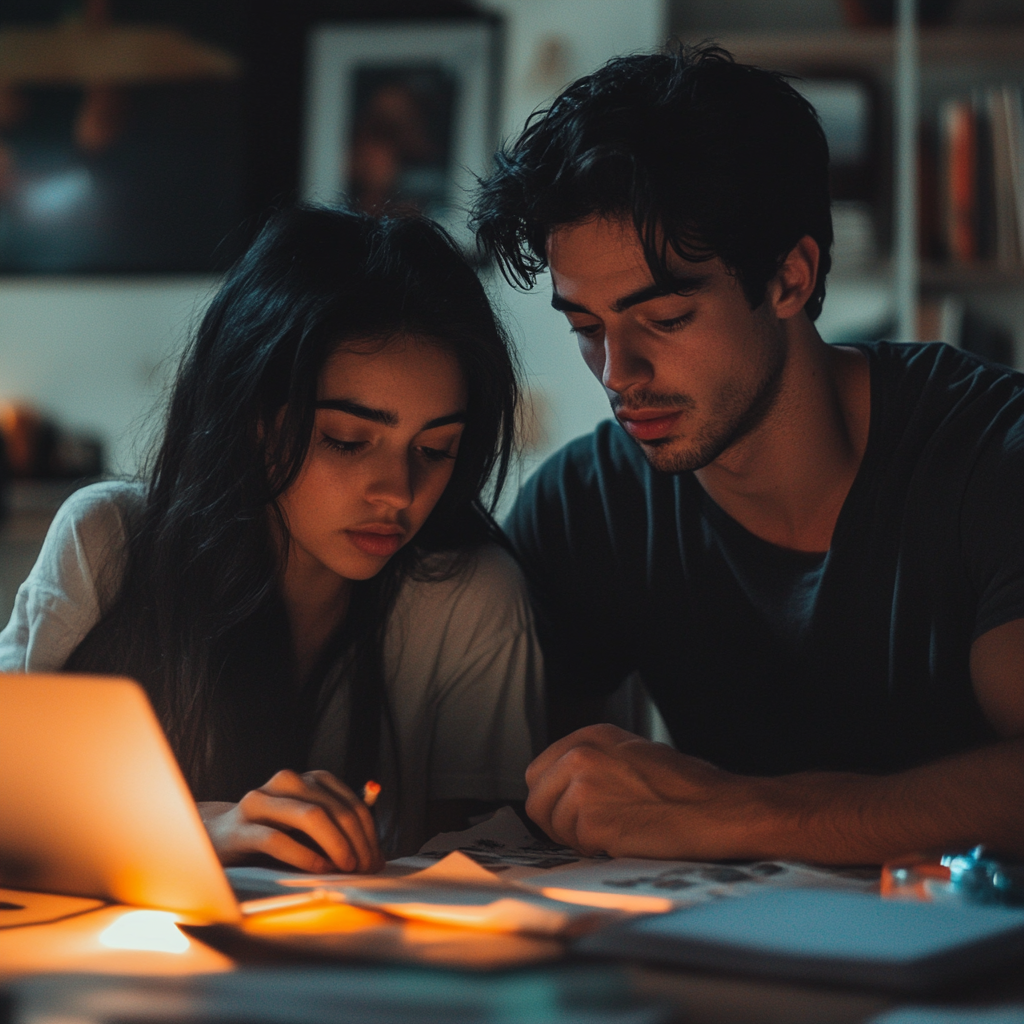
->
[399, 545, 545, 802]
[504, 432, 640, 704]
[0, 482, 131, 672]
[960, 409, 1024, 641]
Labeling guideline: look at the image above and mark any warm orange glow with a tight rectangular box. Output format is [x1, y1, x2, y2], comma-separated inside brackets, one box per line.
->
[881, 856, 952, 902]
[243, 902, 388, 935]
[98, 910, 190, 953]
[539, 886, 674, 914]
[374, 897, 569, 935]
[398, 921, 564, 967]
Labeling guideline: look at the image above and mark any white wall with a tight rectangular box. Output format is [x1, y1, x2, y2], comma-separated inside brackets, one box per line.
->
[477, 0, 669, 491]
[0, 277, 217, 475]
[0, 2, 668, 482]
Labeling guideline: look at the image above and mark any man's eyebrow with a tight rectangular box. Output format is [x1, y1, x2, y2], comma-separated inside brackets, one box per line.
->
[551, 276, 708, 316]
[314, 399, 466, 431]
[610, 277, 709, 312]
[551, 292, 592, 314]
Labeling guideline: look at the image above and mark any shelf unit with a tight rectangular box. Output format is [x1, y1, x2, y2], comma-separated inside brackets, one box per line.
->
[700, 28, 1024, 68]
[675, 25, 1024, 364]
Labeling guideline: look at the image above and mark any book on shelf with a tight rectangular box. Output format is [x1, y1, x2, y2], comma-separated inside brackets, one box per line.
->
[930, 84, 1024, 272]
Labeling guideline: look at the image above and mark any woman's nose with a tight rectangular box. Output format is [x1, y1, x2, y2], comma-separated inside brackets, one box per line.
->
[365, 455, 414, 510]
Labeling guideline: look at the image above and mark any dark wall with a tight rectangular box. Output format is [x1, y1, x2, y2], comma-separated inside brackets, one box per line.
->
[0, 1, 487, 268]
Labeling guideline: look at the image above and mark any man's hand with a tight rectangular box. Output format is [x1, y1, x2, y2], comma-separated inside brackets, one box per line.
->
[526, 723, 1024, 864]
[525, 724, 764, 858]
[198, 768, 383, 874]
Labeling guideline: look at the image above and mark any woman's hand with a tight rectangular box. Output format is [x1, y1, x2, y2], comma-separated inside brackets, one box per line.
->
[198, 768, 384, 873]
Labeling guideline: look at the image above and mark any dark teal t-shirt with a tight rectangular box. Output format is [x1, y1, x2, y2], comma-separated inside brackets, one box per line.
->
[506, 342, 1024, 775]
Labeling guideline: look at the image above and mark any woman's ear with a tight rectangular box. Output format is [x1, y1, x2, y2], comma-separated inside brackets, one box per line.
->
[768, 235, 819, 320]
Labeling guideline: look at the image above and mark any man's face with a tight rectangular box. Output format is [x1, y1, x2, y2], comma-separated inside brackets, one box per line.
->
[546, 216, 787, 474]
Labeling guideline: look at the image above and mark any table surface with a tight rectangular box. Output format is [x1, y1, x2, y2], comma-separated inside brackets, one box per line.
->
[0, 490, 901, 1021]
[2, 483, 1022, 1021]
[4, 887, 1024, 1024]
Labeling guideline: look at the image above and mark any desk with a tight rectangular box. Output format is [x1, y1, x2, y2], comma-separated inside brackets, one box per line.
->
[0, 892, 231, 978]
[5, 888, 1024, 1024]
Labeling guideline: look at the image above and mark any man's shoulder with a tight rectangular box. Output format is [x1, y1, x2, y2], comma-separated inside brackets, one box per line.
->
[506, 421, 684, 561]
[861, 341, 1024, 468]
[864, 340, 1024, 413]
[520, 419, 652, 498]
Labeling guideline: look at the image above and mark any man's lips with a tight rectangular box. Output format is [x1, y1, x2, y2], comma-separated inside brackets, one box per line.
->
[616, 410, 683, 442]
[346, 525, 404, 557]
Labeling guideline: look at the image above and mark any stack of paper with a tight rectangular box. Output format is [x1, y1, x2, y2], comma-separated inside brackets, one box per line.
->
[228, 806, 877, 935]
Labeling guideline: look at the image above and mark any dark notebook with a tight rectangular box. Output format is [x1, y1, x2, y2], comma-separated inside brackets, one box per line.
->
[576, 889, 1024, 992]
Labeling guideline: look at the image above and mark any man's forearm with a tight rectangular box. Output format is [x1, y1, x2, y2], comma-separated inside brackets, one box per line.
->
[734, 737, 1024, 863]
[525, 725, 1024, 863]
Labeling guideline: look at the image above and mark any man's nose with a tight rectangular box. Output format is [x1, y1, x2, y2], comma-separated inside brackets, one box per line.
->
[599, 326, 655, 394]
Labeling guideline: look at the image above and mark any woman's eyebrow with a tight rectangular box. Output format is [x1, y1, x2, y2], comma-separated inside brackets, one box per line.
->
[422, 412, 467, 429]
[316, 398, 397, 425]
[314, 398, 465, 430]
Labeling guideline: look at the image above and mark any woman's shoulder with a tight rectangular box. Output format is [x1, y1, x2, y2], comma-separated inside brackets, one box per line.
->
[410, 542, 529, 601]
[382, 543, 541, 709]
[395, 543, 532, 635]
[0, 481, 145, 672]
[41, 480, 144, 590]
[55, 479, 145, 526]
[44, 479, 142, 538]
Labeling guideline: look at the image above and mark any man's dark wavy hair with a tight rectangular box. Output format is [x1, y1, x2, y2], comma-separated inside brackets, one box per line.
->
[473, 43, 833, 320]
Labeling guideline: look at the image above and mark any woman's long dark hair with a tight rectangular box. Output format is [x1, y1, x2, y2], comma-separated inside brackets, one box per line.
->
[66, 205, 520, 801]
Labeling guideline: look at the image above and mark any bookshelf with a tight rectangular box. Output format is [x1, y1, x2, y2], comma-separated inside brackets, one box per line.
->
[678, 26, 1024, 364]
[698, 28, 1024, 68]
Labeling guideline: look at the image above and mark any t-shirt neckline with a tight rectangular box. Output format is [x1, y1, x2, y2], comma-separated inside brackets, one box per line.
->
[689, 342, 883, 562]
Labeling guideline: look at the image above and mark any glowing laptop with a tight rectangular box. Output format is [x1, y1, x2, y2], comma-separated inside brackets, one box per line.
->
[0, 673, 241, 924]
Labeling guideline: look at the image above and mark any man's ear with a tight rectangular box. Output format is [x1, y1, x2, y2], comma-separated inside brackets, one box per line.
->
[768, 235, 819, 320]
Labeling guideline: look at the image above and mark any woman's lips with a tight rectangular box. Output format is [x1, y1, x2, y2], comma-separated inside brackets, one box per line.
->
[617, 410, 683, 442]
[346, 528, 404, 557]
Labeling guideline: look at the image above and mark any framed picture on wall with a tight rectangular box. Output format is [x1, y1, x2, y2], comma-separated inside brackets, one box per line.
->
[302, 18, 501, 256]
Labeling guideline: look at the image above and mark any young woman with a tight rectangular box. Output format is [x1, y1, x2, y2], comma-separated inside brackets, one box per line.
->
[0, 205, 543, 871]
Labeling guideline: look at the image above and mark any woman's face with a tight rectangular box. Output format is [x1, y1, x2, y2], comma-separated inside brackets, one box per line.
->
[276, 334, 467, 584]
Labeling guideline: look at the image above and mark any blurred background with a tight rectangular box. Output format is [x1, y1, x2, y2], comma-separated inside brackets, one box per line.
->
[1, 0, 1023, 620]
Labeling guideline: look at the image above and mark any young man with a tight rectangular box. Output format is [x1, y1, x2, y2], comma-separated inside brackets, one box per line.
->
[473, 45, 1024, 863]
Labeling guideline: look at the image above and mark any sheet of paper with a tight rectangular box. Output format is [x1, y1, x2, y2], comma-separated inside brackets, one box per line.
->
[406, 806, 879, 909]
[407, 805, 590, 872]
[412, 850, 503, 886]
[226, 861, 417, 901]
[234, 851, 621, 937]
[524, 855, 879, 908]
[229, 805, 879, 927]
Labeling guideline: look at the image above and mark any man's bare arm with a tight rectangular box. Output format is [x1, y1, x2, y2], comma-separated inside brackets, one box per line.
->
[525, 619, 1024, 863]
